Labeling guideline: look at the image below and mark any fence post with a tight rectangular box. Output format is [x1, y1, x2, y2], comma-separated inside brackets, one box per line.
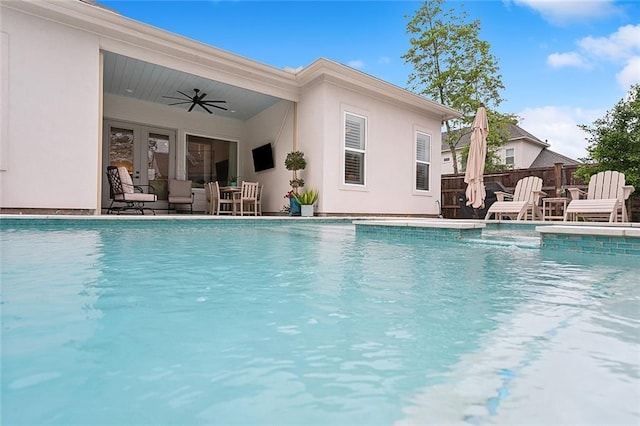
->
[554, 162, 563, 196]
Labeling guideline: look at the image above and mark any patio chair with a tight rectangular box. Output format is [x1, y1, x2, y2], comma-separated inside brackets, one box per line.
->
[564, 170, 635, 222]
[256, 183, 263, 216]
[106, 166, 157, 215]
[233, 181, 259, 216]
[484, 176, 546, 220]
[168, 179, 194, 214]
[210, 181, 235, 215]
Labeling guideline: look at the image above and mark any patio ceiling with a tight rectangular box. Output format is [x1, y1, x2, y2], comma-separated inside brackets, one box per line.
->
[103, 51, 282, 121]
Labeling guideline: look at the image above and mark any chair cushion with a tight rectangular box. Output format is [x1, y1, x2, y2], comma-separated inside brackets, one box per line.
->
[168, 196, 193, 203]
[120, 193, 157, 202]
[117, 167, 135, 194]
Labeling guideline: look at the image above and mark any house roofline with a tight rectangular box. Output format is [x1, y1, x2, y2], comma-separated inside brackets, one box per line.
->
[4, 0, 302, 101]
[297, 58, 461, 122]
[4, 0, 461, 118]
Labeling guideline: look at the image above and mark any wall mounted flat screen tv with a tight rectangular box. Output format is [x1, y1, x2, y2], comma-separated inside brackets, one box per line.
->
[252, 143, 275, 172]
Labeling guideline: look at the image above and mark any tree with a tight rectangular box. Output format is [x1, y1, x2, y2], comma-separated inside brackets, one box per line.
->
[575, 84, 640, 189]
[403, 0, 505, 174]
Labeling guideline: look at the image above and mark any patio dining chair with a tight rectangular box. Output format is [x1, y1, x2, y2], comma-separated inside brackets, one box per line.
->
[233, 181, 259, 216]
[105, 166, 157, 215]
[209, 181, 235, 215]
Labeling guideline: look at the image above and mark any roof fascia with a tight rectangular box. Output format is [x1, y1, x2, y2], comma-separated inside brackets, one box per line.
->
[296, 59, 461, 122]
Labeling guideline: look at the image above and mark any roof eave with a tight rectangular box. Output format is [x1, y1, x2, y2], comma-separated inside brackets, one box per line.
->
[296, 58, 461, 122]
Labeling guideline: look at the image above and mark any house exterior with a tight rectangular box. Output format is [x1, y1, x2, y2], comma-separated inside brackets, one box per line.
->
[441, 123, 580, 175]
[0, 0, 460, 216]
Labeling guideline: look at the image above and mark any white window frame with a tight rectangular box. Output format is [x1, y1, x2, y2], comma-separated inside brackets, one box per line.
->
[343, 111, 367, 186]
[415, 131, 431, 192]
[505, 148, 515, 166]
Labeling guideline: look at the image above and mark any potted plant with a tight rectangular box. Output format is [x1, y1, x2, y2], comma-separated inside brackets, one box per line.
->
[294, 188, 319, 217]
[284, 151, 307, 216]
[228, 176, 238, 187]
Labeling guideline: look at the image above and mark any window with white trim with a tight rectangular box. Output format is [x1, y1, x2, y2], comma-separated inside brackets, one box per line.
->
[505, 148, 514, 166]
[344, 112, 366, 185]
[416, 132, 431, 191]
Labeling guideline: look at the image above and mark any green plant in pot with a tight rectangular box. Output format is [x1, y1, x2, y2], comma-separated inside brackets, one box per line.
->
[285, 151, 307, 216]
[294, 188, 319, 217]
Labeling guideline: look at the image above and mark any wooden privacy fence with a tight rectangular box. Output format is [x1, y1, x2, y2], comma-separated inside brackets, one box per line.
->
[441, 163, 639, 221]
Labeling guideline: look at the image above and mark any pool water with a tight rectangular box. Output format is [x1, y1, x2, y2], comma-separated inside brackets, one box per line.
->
[1, 220, 639, 425]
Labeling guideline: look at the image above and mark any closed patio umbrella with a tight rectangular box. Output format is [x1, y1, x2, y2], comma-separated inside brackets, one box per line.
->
[464, 105, 489, 210]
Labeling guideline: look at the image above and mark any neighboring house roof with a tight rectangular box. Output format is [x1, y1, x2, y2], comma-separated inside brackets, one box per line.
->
[441, 123, 549, 151]
[530, 148, 581, 168]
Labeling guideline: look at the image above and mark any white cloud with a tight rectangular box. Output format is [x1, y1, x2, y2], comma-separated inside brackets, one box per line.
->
[512, 0, 622, 25]
[347, 60, 365, 69]
[578, 24, 640, 61]
[547, 24, 640, 91]
[617, 56, 640, 87]
[378, 56, 391, 65]
[547, 52, 589, 68]
[517, 106, 603, 160]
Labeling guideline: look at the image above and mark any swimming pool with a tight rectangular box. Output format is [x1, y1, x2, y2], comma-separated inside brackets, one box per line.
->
[2, 219, 639, 425]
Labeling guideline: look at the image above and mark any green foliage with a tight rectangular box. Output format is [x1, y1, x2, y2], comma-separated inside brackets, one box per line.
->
[575, 84, 640, 189]
[289, 178, 305, 190]
[284, 151, 307, 171]
[294, 188, 319, 205]
[285, 151, 307, 192]
[403, 0, 507, 173]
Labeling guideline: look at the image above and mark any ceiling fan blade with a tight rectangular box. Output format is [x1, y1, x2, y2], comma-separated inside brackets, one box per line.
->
[201, 100, 226, 105]
[197, 92, 208, 102]
[188, 103, 196, 112]
[198, 103, 213, 114]
[163, 95, 189, 101]
[211, 104, 228, 111]
[168, 101, 192, 106]
[177, 90, 193, 99]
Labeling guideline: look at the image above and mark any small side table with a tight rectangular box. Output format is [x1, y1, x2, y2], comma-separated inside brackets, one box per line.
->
[543, 197, 569, 221]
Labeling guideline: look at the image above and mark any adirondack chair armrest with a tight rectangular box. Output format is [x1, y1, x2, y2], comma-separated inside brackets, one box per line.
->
[622, 185, 635, 200]
[494, 191, 512, 202]
[532, 190, 547, 203]
[567, 187, 586, 200]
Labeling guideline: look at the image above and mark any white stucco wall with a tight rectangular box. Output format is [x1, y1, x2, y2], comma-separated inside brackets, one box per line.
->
[298, 81, 443, 216]
[0, 7, 101, 210]
[242, 100, 295, 214]
[517, 140, 544, 169]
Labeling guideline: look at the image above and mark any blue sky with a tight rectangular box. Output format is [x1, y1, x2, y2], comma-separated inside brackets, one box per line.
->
[99, 0, 640, 160]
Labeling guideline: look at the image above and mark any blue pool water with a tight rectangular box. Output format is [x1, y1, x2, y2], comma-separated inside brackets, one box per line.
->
[1, 219, 639, 425]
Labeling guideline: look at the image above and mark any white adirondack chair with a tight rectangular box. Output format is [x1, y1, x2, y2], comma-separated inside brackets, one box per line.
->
[564, 170, 635, 222]
[484, 176, 546, 220]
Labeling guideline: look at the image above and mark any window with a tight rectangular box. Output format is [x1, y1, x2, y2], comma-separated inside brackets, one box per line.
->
[415, 132, 431, 191]
[186, 135, 237, 187]
[505, 148, 515, 166]
[344, 112, 366, 185]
